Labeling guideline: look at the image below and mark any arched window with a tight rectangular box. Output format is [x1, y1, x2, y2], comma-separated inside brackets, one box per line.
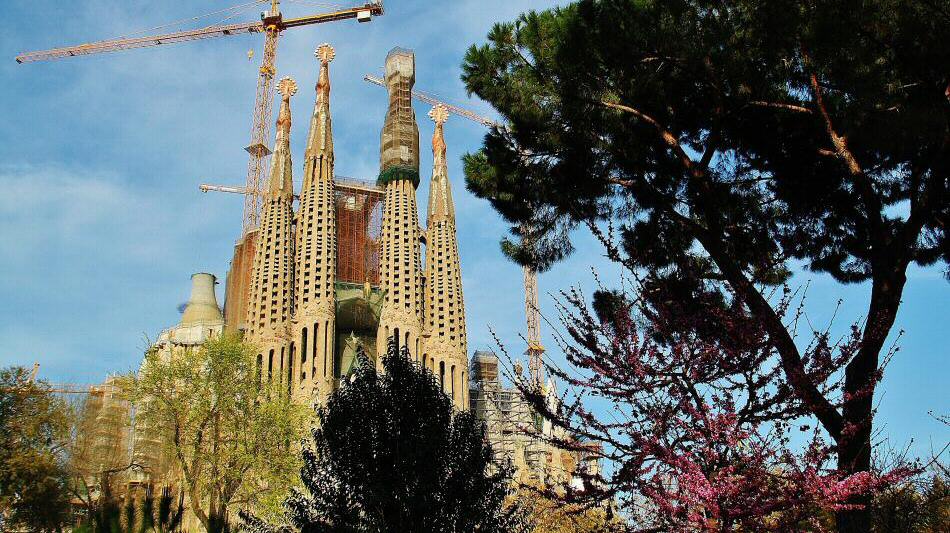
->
[301, 328, 308, 367]
[268, 349, 275, 382]
[318, 322, 320, 379]
[393, 327, 400, 355]
[461, 370, 466, 406]
[439, 361, 445, 392]
[322, 321, 329, 377]
[450, 365, 456, 401]
[279, 347, 285, 383]
[405, 331, 410, 357]
[288, 343, 296, 395]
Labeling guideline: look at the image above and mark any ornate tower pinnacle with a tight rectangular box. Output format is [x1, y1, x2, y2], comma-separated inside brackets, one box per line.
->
[268, 76, 297, 199]
[423, 105, 467, 409]
[426, 105, 453, 221]
[246, 77, 297, 383]
[304, 43, 335, 166]
[295, 44, 338, 401]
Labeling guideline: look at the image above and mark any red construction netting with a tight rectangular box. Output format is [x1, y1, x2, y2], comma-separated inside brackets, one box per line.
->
[335, 182, 383, 285]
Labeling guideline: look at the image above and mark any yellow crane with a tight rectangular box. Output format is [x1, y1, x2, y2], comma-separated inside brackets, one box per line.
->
[363, 77, 547, 388]
[16, 0, 384, 235]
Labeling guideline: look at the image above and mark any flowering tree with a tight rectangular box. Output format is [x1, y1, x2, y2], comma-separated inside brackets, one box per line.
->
[508, 272, 910, 531]
[462, 1, 947, 530]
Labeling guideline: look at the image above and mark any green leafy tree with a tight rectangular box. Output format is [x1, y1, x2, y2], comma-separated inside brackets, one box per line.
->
[871, 471, 950, 532]
[132, 334, 308, 531]
[242, 340, 525, 533]
[461, 1, 947, 530]
[0, 366, 72, 532]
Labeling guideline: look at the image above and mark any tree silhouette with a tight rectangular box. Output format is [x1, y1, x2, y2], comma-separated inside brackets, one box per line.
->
[242, 338, 525, 533]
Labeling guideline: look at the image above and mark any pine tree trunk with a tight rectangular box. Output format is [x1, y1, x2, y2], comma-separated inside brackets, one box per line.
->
[835, 268, 906, 533]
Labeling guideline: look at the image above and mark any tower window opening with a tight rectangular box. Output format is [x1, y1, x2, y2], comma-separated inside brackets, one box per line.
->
[439, 361, 445, 392]
[268, 349, 274, 382]
[288, 343, 296, 395]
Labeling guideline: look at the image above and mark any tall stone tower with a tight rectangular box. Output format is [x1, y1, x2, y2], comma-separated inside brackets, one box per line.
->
[376, 47, 424, 360]
[294, 44, 338, 400]
[245, 77, 298, 385]
[423, 105, 468, 409]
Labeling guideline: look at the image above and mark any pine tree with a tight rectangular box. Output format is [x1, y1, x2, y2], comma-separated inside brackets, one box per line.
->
[461, 1, 948, 530]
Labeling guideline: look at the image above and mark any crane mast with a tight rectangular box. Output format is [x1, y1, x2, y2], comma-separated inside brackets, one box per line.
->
[244, 14, 280, 234]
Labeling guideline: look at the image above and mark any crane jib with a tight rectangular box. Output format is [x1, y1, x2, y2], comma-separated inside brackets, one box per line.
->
[14, 3, 384, 64]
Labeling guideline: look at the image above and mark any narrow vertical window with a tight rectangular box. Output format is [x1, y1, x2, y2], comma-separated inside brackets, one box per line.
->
[318, 322, 320, 379]
[301, 328, 308, 365]
[323, 321, 329, 377]
[268, 349, 274, 382]
[288, 343, 295, 395]
[439, 361, 445, 392]
[394, 328, 400, 354]
[280, 347, 285, 384]
[451, 365, 456, 401]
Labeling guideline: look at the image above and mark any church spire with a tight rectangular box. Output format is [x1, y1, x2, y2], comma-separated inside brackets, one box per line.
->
[422, 105, 468, 410]
[245, 77, 297, 377]
[294, 43, 338, 401]
[268, 77, 297, 199]
[377, 48, 424, 361]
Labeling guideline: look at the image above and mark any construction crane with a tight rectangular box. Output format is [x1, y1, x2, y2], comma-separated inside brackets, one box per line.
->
[363, 77, 546, 388]
[16, 0, 384, 236]
[200, 174, 380, 197]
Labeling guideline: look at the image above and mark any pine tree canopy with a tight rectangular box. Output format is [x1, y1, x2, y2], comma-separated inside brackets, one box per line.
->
[462, 0, 947, 282]
[244, 341, 522, 533]
[461, 1, 947, 531]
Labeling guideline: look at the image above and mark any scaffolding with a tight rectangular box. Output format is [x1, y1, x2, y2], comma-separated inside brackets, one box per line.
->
[335, 179, 384, 285]
[469, 350, 548, 481]
[378, 48, 419, 183]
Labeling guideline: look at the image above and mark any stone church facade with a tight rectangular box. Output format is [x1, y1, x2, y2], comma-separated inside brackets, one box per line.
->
[236, 45, 468, 409]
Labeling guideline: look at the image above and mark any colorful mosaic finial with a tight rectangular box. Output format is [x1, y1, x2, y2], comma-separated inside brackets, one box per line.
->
[428, 104, 449, 126]
[315, 43, 335, 65]
[277, 76, 298, 98]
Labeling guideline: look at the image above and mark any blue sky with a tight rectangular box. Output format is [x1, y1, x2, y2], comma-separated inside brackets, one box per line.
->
[0, 0, 946, 460]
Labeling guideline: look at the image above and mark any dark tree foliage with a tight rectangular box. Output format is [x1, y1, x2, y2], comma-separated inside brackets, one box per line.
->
[462, 1, 948, 531]
[0, 366, 72, 532]
[241, 339, 524, 533]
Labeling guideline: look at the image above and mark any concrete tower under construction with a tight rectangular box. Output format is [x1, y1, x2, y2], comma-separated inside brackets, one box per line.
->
[376, 48, 425, 364]
[229, 45, 468, 408]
